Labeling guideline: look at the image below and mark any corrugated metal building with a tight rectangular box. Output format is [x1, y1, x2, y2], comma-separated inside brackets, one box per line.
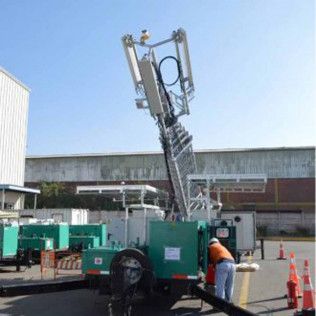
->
[25, 146, 315, 213]
[25, 147, 315, 182]
[0, 67, 39, 210]
[25, 147, 315, 233]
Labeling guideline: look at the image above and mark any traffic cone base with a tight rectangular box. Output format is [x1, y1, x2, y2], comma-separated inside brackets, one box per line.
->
[277, 240, 287, 260]
[302, 259, 315, 311]
[288, 252, 302, 297]
[294, 309, 316, 316]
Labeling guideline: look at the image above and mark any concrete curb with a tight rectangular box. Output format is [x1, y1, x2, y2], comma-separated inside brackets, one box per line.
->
[258, 236, 315, 242]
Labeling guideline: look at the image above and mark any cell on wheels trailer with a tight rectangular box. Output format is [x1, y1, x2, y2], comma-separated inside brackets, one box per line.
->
[0, 28, 261, 316]
[20, 224, 69, 250]
[83, 220, 211, 297]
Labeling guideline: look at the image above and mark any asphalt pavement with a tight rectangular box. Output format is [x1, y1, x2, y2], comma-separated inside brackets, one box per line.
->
[0, 240, 314, 316]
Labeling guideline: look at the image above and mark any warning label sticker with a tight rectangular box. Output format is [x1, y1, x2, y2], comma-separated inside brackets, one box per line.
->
[164, 247, 181, 261]
[94, 257, 103, 265]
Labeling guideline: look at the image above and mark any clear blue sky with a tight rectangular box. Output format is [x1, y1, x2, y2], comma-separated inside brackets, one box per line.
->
[1, 1, 315, 155]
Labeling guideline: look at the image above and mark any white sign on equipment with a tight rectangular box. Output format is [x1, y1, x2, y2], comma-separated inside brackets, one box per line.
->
[164, 247, 181, 261]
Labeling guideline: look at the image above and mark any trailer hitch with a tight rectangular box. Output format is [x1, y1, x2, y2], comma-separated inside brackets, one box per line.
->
[190, 284, 257, 316]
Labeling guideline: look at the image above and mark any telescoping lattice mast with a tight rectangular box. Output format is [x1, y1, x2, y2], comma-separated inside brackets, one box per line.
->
[122, 29, 199, 217]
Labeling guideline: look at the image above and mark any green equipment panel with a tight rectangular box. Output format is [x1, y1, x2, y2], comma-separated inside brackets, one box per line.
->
[148, 221, 200, 280]
[0, 225, 18, 258]
[19, 237, 54, 251]
[69, 224, 106, 246]
[208, 225, 237, 259]
[69, 236, 100, 249]
[82, 246, 121, 275]
[20, 224, 69, 250]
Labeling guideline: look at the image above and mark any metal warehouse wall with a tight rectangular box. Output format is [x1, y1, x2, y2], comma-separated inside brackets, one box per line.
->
[25, 147, 315, 182]
[196, 148, 315, 178]
[0, 67, 29, 186]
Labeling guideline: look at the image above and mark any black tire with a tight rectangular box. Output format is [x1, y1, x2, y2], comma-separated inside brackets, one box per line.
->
[16, 248, 24, 272]
[110, 248, 154, 294]
[108, 300, 132, 316]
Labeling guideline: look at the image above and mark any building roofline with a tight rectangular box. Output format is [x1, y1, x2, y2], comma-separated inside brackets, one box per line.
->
[0, 184, 40, 194]
[0, 66, 31, 92]
[26, 146, 315, 159]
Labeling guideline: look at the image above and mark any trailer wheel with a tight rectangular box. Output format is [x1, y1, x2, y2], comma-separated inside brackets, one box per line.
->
[110, 248, 154, 295]
[16, 248, 24, 272]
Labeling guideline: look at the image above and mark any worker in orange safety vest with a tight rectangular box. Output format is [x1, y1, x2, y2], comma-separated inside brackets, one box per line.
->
[208, 238, 236, 302]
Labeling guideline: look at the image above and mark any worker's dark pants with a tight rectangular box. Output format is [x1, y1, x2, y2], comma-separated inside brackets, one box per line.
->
[215, 261, 236, 302]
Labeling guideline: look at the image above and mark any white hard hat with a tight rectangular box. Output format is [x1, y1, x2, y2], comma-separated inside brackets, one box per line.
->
[209, 237, 219, 244]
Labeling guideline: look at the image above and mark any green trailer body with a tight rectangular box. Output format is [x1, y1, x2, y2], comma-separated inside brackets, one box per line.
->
[69, 236, 100, 249]
[20, 224, 69, 250]
[19, 237, 54, 251]
[197, 221, 209, 273]
[82, 246, 122, 275]
[0, 225, 18, 258]
[148, 221, 203, 280]
[69, 224, 106, 246]
[82, 220, 237, 287]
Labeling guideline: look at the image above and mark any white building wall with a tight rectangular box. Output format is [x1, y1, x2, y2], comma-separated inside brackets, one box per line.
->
[0, 67, 29, 186]
[256, 211, 315, 235]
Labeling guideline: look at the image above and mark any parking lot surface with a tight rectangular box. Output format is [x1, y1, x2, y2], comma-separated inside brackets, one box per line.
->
[0, 241, 314, 315]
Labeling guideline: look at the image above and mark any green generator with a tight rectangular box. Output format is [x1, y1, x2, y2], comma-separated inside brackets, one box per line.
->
[0, 224, 33, 270]
[69, 236, 100, 250]
[148, 221, 205, 280]
[19, 237, 54, 251]
[69, 224, 106, 249]
[209, 219, 237, 260]
[20, 224, 69, 250]
[0, 225, 18, 258]
[146, 220, 236, 280]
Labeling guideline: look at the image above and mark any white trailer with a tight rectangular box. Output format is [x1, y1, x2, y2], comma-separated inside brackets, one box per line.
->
[18, 209, 88, 225]
[221, 210, 257, 253]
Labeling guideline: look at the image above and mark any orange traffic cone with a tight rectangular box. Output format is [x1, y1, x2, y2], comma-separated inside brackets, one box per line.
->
[288, 252, 302, 298]
[277, 240, 287, 260]
[302, 259, 315, 311]
[287, 267, 299, 309]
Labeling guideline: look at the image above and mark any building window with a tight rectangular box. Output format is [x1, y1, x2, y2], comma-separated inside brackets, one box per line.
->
[4, 202, 14, 210]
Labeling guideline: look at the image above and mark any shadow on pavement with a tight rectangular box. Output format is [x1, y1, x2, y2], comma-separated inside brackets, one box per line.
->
[1, 290, 228, 316]
[172, 307, 221, 315]
[257, 306, 289, 314]
[247, 295, 287, 304]
[0, 290, 105, 316]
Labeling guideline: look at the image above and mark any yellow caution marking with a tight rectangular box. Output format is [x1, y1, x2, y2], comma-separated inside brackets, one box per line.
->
[239, 256, 252, 308]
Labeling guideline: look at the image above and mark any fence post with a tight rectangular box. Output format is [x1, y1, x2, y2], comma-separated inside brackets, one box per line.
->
[40, 251, 44, 280]
[260, 238, 265, 260]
